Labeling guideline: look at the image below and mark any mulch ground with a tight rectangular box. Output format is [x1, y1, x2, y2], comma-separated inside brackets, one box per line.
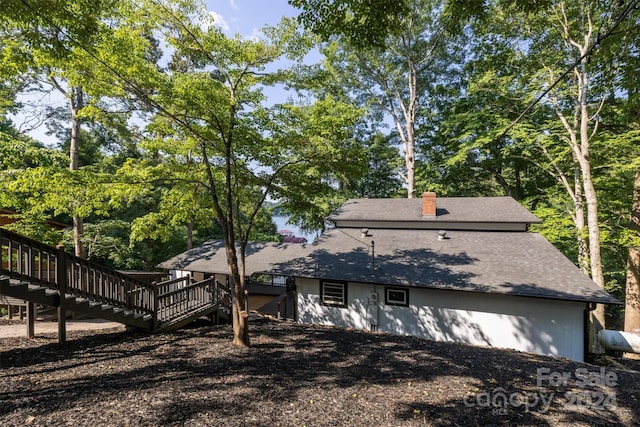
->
[1, 315, 639, 427]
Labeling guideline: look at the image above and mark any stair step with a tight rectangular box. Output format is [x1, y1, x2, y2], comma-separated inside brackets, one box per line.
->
[88, 301, 102, 308]
[10, 281, 31, 288]
[101, 304, 114, 311]
[25, 284, 57, 294]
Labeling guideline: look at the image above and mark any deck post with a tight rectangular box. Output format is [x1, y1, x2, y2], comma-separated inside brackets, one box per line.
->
[152, 282, 159, 331]
[213, 280, 219, 324]
[56, 245, 67, 343]
[26, 301, 35, 338]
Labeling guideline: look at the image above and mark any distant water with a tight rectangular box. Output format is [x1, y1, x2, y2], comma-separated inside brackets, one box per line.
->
[272, 216, 319, 242]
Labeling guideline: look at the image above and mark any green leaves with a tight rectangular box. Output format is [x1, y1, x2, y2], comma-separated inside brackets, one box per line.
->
[290, 0, 410, 48]
[0, 136, 67, 170]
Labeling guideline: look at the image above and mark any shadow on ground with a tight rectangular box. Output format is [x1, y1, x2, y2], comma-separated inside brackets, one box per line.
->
[1, 316, 639, 426]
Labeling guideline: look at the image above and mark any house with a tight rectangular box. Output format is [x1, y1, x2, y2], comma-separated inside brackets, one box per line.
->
[157, 240, 307, 317]
[158, 193, 620, 362]
[278, 229, 308, 244]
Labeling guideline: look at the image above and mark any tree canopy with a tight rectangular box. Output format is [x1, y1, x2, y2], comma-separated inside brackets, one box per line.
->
[2, 0, 639, 346]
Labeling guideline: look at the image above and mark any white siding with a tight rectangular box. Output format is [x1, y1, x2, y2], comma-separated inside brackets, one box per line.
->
[297, 279, 586, 362]
[170, 269, 191, 280]
[169, 270, 229, 287]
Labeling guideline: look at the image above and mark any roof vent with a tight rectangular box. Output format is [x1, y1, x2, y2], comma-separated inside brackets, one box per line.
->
[438, 230, 447, 241]
[422, 192, 436, 217]
[361, 228, 370, 238]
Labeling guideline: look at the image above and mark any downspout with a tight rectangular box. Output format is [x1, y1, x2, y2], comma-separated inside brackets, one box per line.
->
[286, 276, 297, 322]
[585, 302, 597, 361]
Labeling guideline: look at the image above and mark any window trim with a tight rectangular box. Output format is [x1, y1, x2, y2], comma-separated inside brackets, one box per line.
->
[385, 287, 409, 307]
[320, 280, 347, 308]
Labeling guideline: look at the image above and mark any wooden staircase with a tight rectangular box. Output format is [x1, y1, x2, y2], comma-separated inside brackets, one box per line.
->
[1, 228, 231, 340]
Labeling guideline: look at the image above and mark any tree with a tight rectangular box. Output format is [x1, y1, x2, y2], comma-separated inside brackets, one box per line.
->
[459, 1, 640, 352]
[625, 167, 640, 347]
[289, 0, 549, 48]
[318, 0, 464, 198]
[0, 127, 70, 244]
[0, 0, 126, 257]
[526, 1, 640, 349]
[418, 0, 640, 354]
[104, 1, 364, 346]
[348, 133, 403, 198]
[289, 0, 409, 48]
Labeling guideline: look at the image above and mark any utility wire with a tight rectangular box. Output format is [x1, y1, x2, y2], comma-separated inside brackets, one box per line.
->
[15, 0, 640, 152]
[493, 0, 640, 142]
[332, 226, 376, 271]
[333, 225, 372, 248]
[15, 0, 204, 143]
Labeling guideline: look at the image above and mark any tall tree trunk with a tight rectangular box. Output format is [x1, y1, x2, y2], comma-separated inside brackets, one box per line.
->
[69, 87, 86, 259]
[624, 167, 640, 359]
[225, 104, 250, 348]
[392, 52, 417, 199]
[552, 4, 605, 352]
[578, 62, 605, 290]
[227, 243, 249, 347]
[202, 109, 250, 347]
[574, 166, 590, 275]
[186, 221, 193, 250]
[535, 143, 591, 273]
[577, 44, 605, 352]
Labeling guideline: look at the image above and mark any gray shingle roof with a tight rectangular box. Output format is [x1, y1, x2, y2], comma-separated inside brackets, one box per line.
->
[159, 228, 619, 305]
[329, 197, 541, 230]
[270, 228, 618, 304]
[157, 240, 310, 276]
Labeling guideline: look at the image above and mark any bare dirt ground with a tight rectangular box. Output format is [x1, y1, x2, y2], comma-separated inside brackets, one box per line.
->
[0, 318, 125, 338]
[1, 315, 639, 426]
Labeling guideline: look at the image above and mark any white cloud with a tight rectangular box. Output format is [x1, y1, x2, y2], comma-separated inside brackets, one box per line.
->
[246, 27, 263, 41]
[208, 10, 231, 33]
[195, 4, 231, 33]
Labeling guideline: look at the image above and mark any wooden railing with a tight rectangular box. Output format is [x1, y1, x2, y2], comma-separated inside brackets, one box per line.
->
[155, 276, 231, 325]
[62, 251, 156, 318]
[1, 228, 58, 287]
[1, 228, 227, 328]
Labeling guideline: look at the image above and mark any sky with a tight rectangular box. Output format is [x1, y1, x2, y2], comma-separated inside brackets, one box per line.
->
[13, 0, 303, 146]
[204, 0, 299, 38]
[206, 1, 319, 237]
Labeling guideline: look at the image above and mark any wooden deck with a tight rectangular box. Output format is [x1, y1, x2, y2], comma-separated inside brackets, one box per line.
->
[245, 282, 295, 320]
[0, 228, 231, 342]
[0, 294, 27, 320]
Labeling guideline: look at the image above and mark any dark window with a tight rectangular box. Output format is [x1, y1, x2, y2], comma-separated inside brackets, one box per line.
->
[321, 281, 347, 307]
[385, 287, 409, 306]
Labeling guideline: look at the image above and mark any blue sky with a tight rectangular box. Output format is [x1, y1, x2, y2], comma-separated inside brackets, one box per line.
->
[204, 0, 299, 38]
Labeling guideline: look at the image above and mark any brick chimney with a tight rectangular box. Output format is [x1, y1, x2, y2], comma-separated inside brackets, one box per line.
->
[422, 192, 436, 217]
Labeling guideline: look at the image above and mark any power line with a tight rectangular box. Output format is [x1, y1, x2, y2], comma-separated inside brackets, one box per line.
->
[493, 0, 640, 142]
[14, 0, 640, 148]
[15, 0, 201, 141]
